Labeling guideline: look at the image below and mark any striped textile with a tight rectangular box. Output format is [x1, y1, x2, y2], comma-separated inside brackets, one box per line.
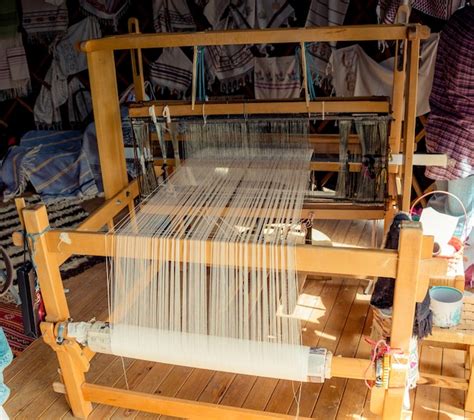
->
[425, 6, 474, 181]
[79, 0, 130, 30]
[21, 0, 68, 43]
[149, 48, 193, 97]
[152, 0, 197, 32]
[254, 56, 301, 100]
[0, 131, 98, 202]
[305, 0, 350, 81]
[0, 34, 31, 102]
[378, 0, 463, 23]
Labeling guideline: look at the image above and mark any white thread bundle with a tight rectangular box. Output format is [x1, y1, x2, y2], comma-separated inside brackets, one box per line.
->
[107, 120, 313, 381]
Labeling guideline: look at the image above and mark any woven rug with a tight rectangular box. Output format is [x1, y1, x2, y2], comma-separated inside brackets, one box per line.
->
[0, 197, 102, 354]
[0, 303, 34, 357]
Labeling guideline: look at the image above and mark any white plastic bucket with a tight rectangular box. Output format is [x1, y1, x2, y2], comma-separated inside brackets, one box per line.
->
[429, 286, 463, 328]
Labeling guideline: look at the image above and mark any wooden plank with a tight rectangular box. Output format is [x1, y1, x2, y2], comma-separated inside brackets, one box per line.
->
[439, 349, 465, 418]
[400, 37, 421, 212]
[83, 383, 311, 419]
[312, 281, 370, 418]
[45, 231, 400, 278]
[130, 98, 390, 119]
[80, 24, 430, 52]
[87, 49, 128, 199]
[111, 362, 174, 418]
[413, 346, 442, 418]
[89, 359, 157, 419]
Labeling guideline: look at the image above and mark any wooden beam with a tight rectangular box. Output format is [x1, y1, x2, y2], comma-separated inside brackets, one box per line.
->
[22, 205, 69, 322]
[82, 383, 310, 419]
[44, 231, 400, 278]
[401, 36, 421, 211]
[129, 98, 390, 118]
[87, 49, 128, 199]
[80, 24, 430, 53]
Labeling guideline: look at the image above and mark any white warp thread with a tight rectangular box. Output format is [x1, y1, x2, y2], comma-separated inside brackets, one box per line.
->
[107, 120, 313, 381]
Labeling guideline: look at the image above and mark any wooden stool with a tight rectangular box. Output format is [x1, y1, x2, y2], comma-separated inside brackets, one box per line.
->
[422, 295, 474, 412]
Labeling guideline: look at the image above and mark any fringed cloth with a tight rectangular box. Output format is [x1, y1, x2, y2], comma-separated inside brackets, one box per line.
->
[305, 0, 350, 83]
[0, 0, 19, 38]
[21, 0, 68, 44]
[150, 48, 193, 98]
[79, 0, 130, 31]
[152, 0, 199, 32]
[377, 0, 463, 23]
[425, 6, 474, 181]
[203, 0, 295, 93]
[370, 213, 433, 340]
[0, 34, 31, 102]
[329, 34, 439, 117]
[254, 56, 300, 100]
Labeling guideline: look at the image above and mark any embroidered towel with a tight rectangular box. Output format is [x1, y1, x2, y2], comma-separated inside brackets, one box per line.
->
[21, 0, 68, 43]
[0, 34, 31, 102]
[150, 48, 193, 97]
[79, 0, 130, 31]
[254, 56, 300, 100]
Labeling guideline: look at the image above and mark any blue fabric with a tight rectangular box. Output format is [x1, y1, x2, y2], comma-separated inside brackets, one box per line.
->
[0, 328, 13, 405]
[1, 130, 98, 202]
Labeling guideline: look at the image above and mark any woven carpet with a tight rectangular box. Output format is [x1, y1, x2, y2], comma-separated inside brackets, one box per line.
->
[0, 197, 102, 353]
[0, 303, 34, 357]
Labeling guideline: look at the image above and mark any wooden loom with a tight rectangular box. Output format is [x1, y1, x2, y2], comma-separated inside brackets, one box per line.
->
[14, 24, 451, 419]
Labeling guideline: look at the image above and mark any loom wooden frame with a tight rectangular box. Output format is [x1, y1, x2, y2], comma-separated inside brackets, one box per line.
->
[16, 24, 448, 420]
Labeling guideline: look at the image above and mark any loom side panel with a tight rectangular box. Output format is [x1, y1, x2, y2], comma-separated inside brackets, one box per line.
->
[87, 49, 128, 199]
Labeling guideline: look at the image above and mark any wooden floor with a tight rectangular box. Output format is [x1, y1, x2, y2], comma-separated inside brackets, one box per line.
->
[3, 220, 470, 419]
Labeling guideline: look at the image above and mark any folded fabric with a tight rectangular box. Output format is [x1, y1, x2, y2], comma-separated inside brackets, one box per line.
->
[0, 0, 19, 38]
[34, 17, 101, 127]
[377, 0, 463, 23]
[79, 0, 130, 31]
[254, 56, 300, 100]
[153, 0, 197, 32]
[329, 34, 439, 117]
[150, 48, 193, 97]
[0, 34, 31, 102]
[1, 131, 98, 202]
[21, 0, 68, 43]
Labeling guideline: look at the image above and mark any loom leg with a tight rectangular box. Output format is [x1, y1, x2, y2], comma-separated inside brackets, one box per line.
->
[382, 388, 405, 420]
[22, 205, 91, 417]
[42, 323, 92, 418]
[466, 346, 474, 412]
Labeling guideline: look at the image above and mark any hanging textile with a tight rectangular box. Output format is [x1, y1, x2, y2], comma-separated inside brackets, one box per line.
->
[21, 0, 68, 43]
[204, 0, 295, 29]
[304, 0, 350, 83]
[0, 0, 19, 38]
[329, 34, 440, 117]
[425, 6, 474, 181]
[0, 34, 31, 102]
[254, 56, 300, 100]
[149, 48, 193, 97]
[78, 0, 130, 31]
[203, 1, 295, 93]
[152, 0, 198, 32]
[34, 17, 101, 127]
[377, 0, 464, 23]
